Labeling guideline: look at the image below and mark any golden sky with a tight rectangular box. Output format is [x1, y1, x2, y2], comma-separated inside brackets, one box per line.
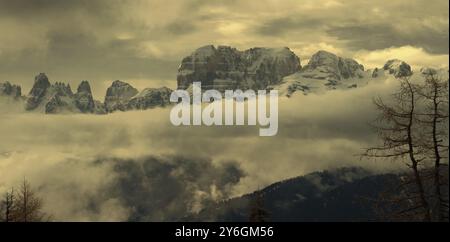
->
[0, 0, 448, 96]
[0, 0, 448, 221]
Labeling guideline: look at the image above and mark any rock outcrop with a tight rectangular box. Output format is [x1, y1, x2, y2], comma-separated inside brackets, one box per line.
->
[0, 81, 21, 98]
[26, 73, 51, 110]
[43, 82, 77, 114]
[18, 75, 169, 114]
[45, 94, 70, 114]
[23, 73, 108, 114]
[74, 81, 96, 113]
[127, 87, 172, 110]
[93, 100, 107, 114]
[177, 45, 301, 91]
[383, 59, 413, 78]
[300, 50, 365, 80]
[3, 46, 444, 114]
[104, 80, 139, 112]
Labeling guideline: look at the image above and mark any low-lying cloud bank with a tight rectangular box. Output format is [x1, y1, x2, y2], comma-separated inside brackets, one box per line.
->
[0, 75, 411, 221]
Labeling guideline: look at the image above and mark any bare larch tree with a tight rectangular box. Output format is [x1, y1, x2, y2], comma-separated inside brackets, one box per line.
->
[1, 188, 16, 222]
[416, 73, 449, 221]
[1, 179, 49, 222]
[364, 76, 431, 221]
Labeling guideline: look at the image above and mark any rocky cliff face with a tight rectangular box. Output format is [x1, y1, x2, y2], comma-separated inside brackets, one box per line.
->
[24, 73, 76, 113]
[26, 73, 51, 110]
[2, 46, 446, 113]
[12, 74, 169, 114]
[104, 80, 139, 112]
[74, 81, 96, 113]
[0, 81, 22, 98]
[127, 87, 172, 110]
[383, 59, 413, 78]
[301, 50, 365, 80]
[370, 59, 413, 79]
[23, 73, 106, 114]
[177, 45, 301, 91]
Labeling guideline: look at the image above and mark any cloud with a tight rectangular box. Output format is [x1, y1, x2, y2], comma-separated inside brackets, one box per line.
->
[109, 156, 244, 221]
[327, 22, 449, 55]
[354, 46, 449, 70]
[0, 0, 448, 221]
[0, 74, 415, 221]
[1, 0, 448, 88]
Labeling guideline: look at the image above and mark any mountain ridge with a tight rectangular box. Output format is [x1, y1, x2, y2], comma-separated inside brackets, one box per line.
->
[1, 74, 173, 114]
[183, 167, 400, 222]
[1, 45, 448, 114]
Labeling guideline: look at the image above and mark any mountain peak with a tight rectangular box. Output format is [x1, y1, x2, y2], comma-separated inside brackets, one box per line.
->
[26, 73, 52, 110]
[301, 50, 364, 80]
[104, 80, 138, 112]
[29, 73, 50, 95]
[77, 80, 92, 94]
[383, 59, 412, 78]
[111, 80, 132, 87]
[74, 80, 96, 113]
[177, 45, 300, 91]
[127, 86, 172, 110]
[0, 81, 22, 98]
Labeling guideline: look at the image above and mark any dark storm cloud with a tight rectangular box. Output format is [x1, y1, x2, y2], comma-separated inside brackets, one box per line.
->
[327, 24, 449, 55]
[0, 25, 179, 96]
[0, 0, 114, 16]
[255, 15, 449, 55]
[252, 0, 449, 55]
[1, 0, 448, 88]
[43, 29, 178, 79]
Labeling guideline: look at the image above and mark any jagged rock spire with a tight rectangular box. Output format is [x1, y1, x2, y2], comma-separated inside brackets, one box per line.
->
[26, 73, 51, 110]
[74, 80, 95, 113]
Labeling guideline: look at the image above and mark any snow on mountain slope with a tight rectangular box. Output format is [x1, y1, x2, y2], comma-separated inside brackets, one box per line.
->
[127, 87, 172, 110]
[271, 50, 448, 97]
[271, 51, 370, 96]
[2, 48, 448, 114]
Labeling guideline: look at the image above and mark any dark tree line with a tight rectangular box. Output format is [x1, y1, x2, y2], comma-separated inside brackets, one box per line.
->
[364, 72, 449, 221]
[248, 190, 270, 222]
[1, 179, 50, 222]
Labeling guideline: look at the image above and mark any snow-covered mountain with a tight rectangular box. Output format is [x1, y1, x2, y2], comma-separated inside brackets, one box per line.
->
[177, 46, 448, 97]
[1, 45, 448, 114]
[269, 50, 445, 97]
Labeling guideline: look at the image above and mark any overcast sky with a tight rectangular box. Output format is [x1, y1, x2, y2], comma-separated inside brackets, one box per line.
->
[0, 0, 448, 221]
[0, 0, 448, 97]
